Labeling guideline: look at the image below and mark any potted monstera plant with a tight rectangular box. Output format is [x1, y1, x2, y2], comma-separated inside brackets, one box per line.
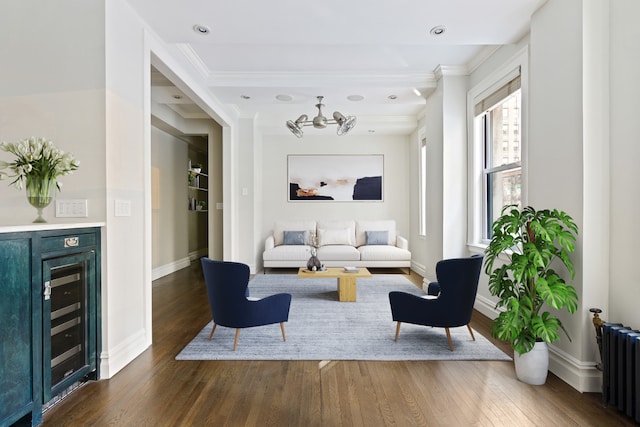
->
[484, 205, 579, 385]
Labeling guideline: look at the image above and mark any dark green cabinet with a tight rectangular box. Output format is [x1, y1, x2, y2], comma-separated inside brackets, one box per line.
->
[0, 237, 35, 427]
[0, 227, 101, 427]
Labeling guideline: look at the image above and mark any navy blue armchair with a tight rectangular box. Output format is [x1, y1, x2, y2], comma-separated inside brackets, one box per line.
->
[388, 255, 484, 351]
[201, 258, 292, 350]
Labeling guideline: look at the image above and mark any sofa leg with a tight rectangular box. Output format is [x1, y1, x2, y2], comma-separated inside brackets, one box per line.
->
[280, 322, 287, 342]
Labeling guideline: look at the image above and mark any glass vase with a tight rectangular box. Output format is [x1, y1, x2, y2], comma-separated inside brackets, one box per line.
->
[306, 247, 322, 271]
[25, 176, 56, 223]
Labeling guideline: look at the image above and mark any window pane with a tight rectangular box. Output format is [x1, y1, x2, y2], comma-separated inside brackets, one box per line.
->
[486, 168, 522, 237]
[488, 91, 521, 168]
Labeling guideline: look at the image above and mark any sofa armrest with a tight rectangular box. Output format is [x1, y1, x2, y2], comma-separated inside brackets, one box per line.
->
[396, 235, 408, 250]
[265, 235, 275, 250]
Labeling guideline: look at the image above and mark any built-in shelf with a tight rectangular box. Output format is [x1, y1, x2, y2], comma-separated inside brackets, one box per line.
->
[188, 164, 208, 211]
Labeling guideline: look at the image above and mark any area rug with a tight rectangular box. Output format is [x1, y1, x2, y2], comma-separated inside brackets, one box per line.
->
[176, 274, 511, 361]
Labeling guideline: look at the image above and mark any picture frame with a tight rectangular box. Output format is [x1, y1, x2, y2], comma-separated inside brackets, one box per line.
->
[287, 154, 383, 202]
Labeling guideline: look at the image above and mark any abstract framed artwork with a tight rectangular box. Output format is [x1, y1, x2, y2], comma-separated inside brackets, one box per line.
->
[288, 154, 383, 202]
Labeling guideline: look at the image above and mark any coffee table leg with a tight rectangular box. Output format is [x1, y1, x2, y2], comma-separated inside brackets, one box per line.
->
[338, 276, 357, 302]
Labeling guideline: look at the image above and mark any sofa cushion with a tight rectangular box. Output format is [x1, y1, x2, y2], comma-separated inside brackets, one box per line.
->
[317, 245, 361, 261]
[317, 228, 352, 246]
[358, 245, 411, 262]
[283, 230, 308, 245]
[356, 220, 397, 247]
[316, 220, 356, 245]
[273, 220, 316, 246]
[263, 245, 311, 262]
[365, 230, 389, 245]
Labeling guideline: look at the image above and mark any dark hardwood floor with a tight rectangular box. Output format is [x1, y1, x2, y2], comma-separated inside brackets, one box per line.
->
[42, 264, 634, 426]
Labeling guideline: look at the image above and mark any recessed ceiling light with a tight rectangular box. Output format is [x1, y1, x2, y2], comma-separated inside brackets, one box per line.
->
[388, 95, 398, 100]
[276, 94, 292, 102]
[412, 88, 422, 97]
[193, 24, 211, 35]
[430, 25, 446, 36]
[347, 95, 364, 102]
[240, 95, 251, 100]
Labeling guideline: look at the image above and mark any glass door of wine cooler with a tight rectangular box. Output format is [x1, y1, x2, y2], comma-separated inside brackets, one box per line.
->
[42, 251, 97, 403]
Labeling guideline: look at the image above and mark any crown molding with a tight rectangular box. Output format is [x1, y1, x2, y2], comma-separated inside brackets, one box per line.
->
[466, 45, 503, 74]
[433, 65, 469, 80]
[207, 71, 438, 89]
[176, 43, 211, 79]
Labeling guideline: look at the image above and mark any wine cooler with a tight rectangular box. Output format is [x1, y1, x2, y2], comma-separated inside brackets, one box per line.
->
[41, 237, 99, 406]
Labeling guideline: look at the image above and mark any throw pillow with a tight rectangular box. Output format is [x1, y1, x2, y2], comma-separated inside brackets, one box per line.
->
[365, 230, 389, 245]
[283, 230, 308, 245]
[317, 228, 351, 246]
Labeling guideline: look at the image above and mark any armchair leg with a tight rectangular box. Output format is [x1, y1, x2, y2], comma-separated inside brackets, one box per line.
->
[395, 322, 402, 341]
[467, 324, 476, 341]
[208, 323, 217, 340]
[233, 328, 240, 351]
[280, 322, 287, 342]
[445, 328, 454, 351]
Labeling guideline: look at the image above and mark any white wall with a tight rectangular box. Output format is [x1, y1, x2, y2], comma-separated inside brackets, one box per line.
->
[528, 0, 593, 390]
[103, 0, 150, 377]
[0, 1, 107, 224]
[237, 118, 257, 270]
[608, 0, 640, 327]
[440, 74, 469, 261]
[258, 133, 411, 271]
[150, 127, 189, 271]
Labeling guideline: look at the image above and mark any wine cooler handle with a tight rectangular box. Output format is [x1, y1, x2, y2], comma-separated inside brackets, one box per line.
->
[44, 281, 51, 300]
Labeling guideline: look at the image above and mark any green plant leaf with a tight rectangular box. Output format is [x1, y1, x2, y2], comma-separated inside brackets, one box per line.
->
[532, 313, 560, 343]
[484, 205, 579, 351]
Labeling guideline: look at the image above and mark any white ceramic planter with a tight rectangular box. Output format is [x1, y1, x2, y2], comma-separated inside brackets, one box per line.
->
[514, 341, 549, 385]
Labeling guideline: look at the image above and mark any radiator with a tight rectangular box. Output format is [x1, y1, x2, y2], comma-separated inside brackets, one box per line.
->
[602, 323, 640, 422]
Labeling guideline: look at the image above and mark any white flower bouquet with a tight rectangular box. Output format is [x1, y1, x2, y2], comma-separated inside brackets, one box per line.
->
[0, 136, 79, 191]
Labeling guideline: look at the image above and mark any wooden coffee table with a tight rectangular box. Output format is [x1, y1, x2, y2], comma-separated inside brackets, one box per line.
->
[297, 267, 372, 302]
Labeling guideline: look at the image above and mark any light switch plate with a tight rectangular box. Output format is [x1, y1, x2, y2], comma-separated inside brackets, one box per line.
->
[55, 199, 88, 217]
[114, 199, 132, 217]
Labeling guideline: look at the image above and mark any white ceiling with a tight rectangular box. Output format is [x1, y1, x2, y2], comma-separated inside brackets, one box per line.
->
[135, 0, 546, 135]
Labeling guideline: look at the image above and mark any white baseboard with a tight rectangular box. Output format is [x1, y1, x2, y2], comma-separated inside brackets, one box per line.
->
[474, 294, 499, 319]
[411, 260, 426, 278]
[549, 346, 602, 392]
[99, 328, 150, 379]
[473, 295, 602, 392]
[152, 257, 191, 280]
[188, 249, 208, 262]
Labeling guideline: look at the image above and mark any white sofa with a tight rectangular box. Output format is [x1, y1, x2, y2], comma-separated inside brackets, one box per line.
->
[263, 220, 411, 269]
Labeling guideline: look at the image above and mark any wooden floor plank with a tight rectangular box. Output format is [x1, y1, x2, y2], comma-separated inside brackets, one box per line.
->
[40, 264, 636, 426]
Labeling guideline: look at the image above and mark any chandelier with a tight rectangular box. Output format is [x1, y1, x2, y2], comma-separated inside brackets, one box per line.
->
[286, 96, 357, 138]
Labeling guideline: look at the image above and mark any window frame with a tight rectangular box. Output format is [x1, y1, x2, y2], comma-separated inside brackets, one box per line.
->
[418, 127, 427, 237]
[467, 47, 528, 249]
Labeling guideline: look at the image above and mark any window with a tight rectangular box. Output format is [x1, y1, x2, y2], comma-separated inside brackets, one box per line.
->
[475, 74, 522, 240]
[418, 131, 427, 237]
